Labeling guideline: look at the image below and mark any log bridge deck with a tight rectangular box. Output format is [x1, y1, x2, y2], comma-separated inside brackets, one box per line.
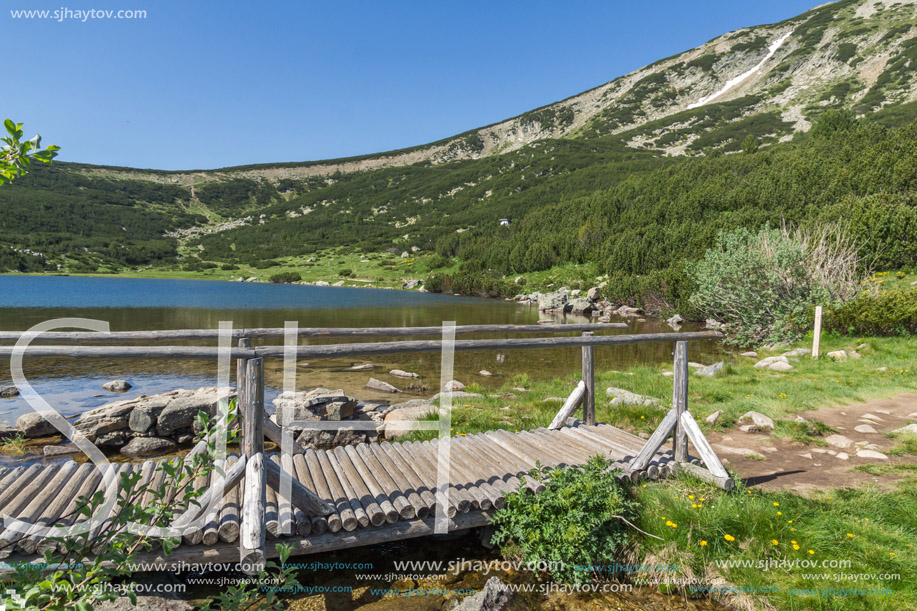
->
[0, 323, 729, 572]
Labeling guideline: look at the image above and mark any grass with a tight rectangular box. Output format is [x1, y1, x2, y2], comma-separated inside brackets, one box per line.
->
[0, 434, 27, 456]
[406, 334, 917, 444]
[886, 432, 917, 457]
[628, 473, 917, 610]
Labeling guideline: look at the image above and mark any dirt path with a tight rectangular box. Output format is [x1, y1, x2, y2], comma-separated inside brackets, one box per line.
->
[705, 393, 917, 493]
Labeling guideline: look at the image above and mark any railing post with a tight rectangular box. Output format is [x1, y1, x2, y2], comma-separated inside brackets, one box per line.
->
[237, 337, 265, 572]
[673, 341, 689, 463]
[582, 331, 595, 426]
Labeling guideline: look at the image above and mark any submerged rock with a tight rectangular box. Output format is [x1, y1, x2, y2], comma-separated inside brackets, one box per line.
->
[103, 379, 132, 393]
[0, 385, 20, 399]
[366, 378, 401, 393]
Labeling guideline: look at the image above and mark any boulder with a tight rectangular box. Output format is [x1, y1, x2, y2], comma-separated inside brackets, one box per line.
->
[824, 434, 854, 449]
[783, 348, 810, 357]
[402, 279, 421, 290]
[154, 389, 228, 436]
[737, 411, 775, 433]
[429, 391, 483, 403]
[666, 314, 684, 327]
[102, 379, 132, 393]
[0, 424, 18, 440]
[537, 291, 568, 312]
[615, 305, 643, 317]
[478, 370, 493, 377]
[739, 351, 758, 358]
[705, 319, 724, 330]
[754, 356, 788, 369]
[383, 404, 437, 440]
[895, 423, 917, 435]
[0, 385, 20, 399]
[587, 287, 601, 301]
[43, 443, 79, 457]
[389, 369, 419, 379]
[347, 364, 374, 371]
[454, 577, 512, 611]
[827, 350, 848, 361]
[400, 251, 409, 258]
[605, 387, 662, 409]
[273, 389, 358, 422]
[853, 424, 878, 434]
[96, 430, 130, 447]
[694, 362, 725, 378]
[856, 449, 888, 460]
[568, 298, 594, 314]
[16, 411, 58, 438]
[443, 380, 465, 392]
[849, 350, 862, 360]
[366, 378, 401, 393]
[769, 361, 794, 372]
[121, 436, 177, 456]
[705, 410, 722, 425]
[128, 397, 171, 434]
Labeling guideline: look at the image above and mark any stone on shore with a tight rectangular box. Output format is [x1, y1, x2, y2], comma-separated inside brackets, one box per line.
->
[856, 449, 888, 460]
[454, 576, 512, 611]
[739, 351, 758, 358]
[694, 362, 725, 378]
[121, 436, 177, 456]
[783, 348, 810, 357]
[103, 379, 132, 393]
[0, 385, 20, 399]
[346, 364, 374, 371]
[43, 442, 79, 456]
[366, 378, 401, 393]
[478, 370, 493, 377]
[383, 403, 437, 440]
[705, 410, 722, 425]
[538, 290, 568, 312]
[569, 298, 594, 314]
[825, 434, 854, 449]
[827, 350, 848, 361]
[389, 369, 419, 379]
[895, 423, 917, 435]
[444, 380, 465, 392]
[605, 387, 661, 409]
[16, 411, 58, 438]
[737, 411, 775, 433]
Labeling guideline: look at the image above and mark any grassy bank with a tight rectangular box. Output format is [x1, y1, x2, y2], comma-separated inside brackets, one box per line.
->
[408, 334, 917, 443]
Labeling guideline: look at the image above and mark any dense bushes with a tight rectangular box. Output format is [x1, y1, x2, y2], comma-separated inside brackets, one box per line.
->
[491, 456, 636, 585]
[268, 271, 301, 283]
[824, 289, 917, 336]
[688, 225, 860, 345]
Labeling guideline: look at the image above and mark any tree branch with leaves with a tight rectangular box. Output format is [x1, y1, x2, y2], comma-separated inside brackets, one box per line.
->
[1, 119, 60, 186]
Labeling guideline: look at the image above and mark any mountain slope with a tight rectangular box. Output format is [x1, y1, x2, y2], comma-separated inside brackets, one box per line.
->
[1, 0, 916, 279]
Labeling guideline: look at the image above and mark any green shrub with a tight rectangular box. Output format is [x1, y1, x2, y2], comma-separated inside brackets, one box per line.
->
[268, 271, 301, 283]
[823, 289, 917, 335]
[490, 455, 636, 585]
[688, 225, 860, 346]
[220, 263, 239, 271]
[425, 272, 445, 293]
[338, 268, 353, 277]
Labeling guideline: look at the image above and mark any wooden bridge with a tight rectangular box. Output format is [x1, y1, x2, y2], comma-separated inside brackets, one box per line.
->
[0, 323, 729, 572]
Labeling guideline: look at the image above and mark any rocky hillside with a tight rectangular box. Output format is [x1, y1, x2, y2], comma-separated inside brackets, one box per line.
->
[1, 0, 916, 275]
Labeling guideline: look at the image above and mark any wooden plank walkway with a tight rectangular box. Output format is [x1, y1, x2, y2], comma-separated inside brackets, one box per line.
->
[0, 423, 679, 565]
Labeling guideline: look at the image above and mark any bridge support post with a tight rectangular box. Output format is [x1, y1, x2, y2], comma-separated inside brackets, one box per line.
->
[673, 341, 689, 463]
[581, 331, 595, 425]
[238, 337, 266, 573]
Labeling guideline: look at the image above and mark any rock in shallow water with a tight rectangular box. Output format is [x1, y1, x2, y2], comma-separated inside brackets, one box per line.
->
[102, 379, 132, 393]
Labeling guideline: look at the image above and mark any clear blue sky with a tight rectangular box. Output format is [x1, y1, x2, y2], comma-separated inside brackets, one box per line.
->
[5, 0, 820, 170]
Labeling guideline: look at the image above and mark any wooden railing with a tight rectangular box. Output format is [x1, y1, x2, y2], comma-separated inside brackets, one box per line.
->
[1, 322, 726, 569]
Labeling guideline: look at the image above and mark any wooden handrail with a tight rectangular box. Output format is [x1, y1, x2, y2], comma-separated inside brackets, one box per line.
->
[0, 323, 627, 343]
[0, 331, 723, 360]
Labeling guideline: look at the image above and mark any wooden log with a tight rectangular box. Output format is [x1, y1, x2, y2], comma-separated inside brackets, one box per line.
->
[312, 450, 359, 531]
[264, 476, 280, 539]
[240, 356, 264, 460]
[547, 381, 586, 430]
[0, 462, 77, 556]
[555, 428, 635, 468]
[465, 433, 543, 493]
[355, 444, 415, 520]
[0, 322, 629, 343]
[672, 461, 735, 491]
[394, 441, 467, 515]
[292, 452, 341, 533]
[424, 439, 493, 511]
[20, 462, 91, 554]
[673, 341, 689, 463]
[0, 331, 723, 360]
[48, 464, 106, 553]
[447, 439, 517, 500]
[263, 416, 308, 455]
[379, 442, 452, 518]
[679, 411, 730, 479]
[430, 439, 505, 509]
[812, 305, 823, 359]
[273, 454, 298, 537]
[0, 465, 44, 520]
[287, 453, 327, 535]
[566, 426, 641, 459]
[0, 465, 60, 541]
[341, 445, 399, 523]
[217, 455, 241, 544]
[264, 457, 334, 517]
[330, 446, 386, 526]
[183, 468, 211, 545]
[522, 429, 605, 465]
[198, 458, 225, 546]
[173, 454, 246, 529]
[368, 442, 436, 520]
[462, 435, 541, 494]
[582, 331, 595, 426]
[240, 452, 266, 572]
[404, 441, 476, 513]
[629, 409, 677, 472]
[495, 430, 588, 467]
[90, 463, 134, 555]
